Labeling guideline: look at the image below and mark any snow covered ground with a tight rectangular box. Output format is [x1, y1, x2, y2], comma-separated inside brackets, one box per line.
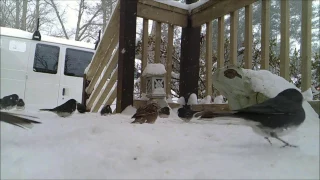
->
[1, 105, 319, 179]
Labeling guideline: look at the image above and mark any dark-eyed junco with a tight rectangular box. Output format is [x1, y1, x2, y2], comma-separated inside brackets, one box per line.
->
[178, 104, 198, 122]
[16, 99, 25, 110]
[77, 103, 86, 113]
[159, 106, 170, 118]
[39, 99, 77, 117]
[1, 94, 19, 110]
[100, 105, 112, 116]
[195, 88, 305, 148]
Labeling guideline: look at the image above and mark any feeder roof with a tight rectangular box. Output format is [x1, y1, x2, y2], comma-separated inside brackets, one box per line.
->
[142, 63, 166, 76]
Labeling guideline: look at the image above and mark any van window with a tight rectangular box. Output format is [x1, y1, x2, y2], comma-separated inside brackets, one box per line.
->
[64, 48, 94, 77]
[33, 44, 60, 74]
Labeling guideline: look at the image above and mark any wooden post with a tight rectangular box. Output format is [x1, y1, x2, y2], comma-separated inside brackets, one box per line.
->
[141, 18, 149, 95]
[217, 17, 225, 68]
[205, 21, 213, 96]
[166, 24, 174, 97]
[116, 0, 137, 113]
[81, 74, 90, 111]
[179, 0, 201, 99]
[155, 21, 161, 63]
[301, 0, 312, 92]
[280, 0, 290, 80]
[230, 10, 239, 66]
[244, 5, 252, 69]
[261, 0, 270, 70]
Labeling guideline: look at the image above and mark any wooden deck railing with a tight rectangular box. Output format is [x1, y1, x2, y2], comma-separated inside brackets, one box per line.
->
[83, 0, 313, 112]
[139, 19, 176, 98]
[83, 0, 120, 112]
[191, 0, 312, 93]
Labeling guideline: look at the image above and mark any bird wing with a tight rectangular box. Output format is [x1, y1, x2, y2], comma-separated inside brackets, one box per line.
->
[0, 111, 41, 129]
[131, 105, 157, 119]
[236, 98, 293, 115]
[47, 100, 77, 112]
[132, 110, 156, 119]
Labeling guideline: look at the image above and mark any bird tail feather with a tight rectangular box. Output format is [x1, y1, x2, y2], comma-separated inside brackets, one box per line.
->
[193, 111, 259, 126]
[194, 111, 237, 119]
[1, 112, 41, 129]
[39, 109, 53, 112]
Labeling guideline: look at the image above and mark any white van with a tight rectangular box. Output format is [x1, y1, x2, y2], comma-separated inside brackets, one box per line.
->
[0, 27, 95, 110]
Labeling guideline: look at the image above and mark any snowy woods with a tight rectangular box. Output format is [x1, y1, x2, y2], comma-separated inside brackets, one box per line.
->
[1, 0, 117, 41]
[2, 0, 319, 100]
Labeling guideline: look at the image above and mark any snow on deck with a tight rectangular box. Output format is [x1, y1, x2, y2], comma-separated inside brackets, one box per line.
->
[1, 105, 319, 179]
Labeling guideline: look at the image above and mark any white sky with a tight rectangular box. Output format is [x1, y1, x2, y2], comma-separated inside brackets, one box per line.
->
[64, 1, 81, 31]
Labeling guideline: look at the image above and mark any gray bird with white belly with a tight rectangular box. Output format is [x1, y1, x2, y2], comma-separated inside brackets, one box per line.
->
[195, 88, 305, 148]
[39, 99, 77, 117]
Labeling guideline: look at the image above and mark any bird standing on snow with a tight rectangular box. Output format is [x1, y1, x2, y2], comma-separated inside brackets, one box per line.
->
[1, 94, 19, 110]
[0, 111, 41, 129]
[131, 102, 160, 124]
[100, 105, 112, 116]
[178, 104, 198, 122]
[159, 106, 170, 118]
[16, 99, 25, 110]
[195, 88, 305, 148]
[39, 99, 77, 117]
[76, 103, 86, 113]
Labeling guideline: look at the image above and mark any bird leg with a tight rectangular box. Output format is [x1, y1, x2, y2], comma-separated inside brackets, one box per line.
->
[270, 132, 298, 148]
[264, 137, 272, 145]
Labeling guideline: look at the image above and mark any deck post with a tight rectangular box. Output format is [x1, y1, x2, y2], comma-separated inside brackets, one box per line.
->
[116, 0, 137, 113]
[81, 74, 90, 112]
[179, 0, 201, 99]
[301, 0, 312, 92]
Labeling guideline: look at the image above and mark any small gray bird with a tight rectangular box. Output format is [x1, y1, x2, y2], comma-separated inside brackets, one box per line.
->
[40, 99, 77, 117]
[77, 103, 86, 114]
[178, 104, 198, 122]
[159, 106, 170, 118]
[16, 99, 25, 110]
[0, 111, 41, 129]
[195, 88, 305, 148]
[100, 105, 112, 116]
[1, 94, 19, 110]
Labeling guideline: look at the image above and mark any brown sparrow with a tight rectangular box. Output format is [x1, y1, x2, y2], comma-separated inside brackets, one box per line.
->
[131, 102, 160, 124]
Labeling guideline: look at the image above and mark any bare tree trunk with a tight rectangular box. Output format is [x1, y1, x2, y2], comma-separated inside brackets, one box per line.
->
[47, 0, 69, 39]
[15, 1, 20, 29]
[31, 0, 40, 32]
[101, 0, 107, 30]
[74, 0, 101, 41]
[21, 0, 28, 30]
[150, 21, 157, 37]
[75, 0, 85, 40]
[109, 1, 114, 20]
[35, 0, 39, 20]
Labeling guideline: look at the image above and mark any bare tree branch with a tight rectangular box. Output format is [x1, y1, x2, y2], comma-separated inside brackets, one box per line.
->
[45, 0, 69, 39]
